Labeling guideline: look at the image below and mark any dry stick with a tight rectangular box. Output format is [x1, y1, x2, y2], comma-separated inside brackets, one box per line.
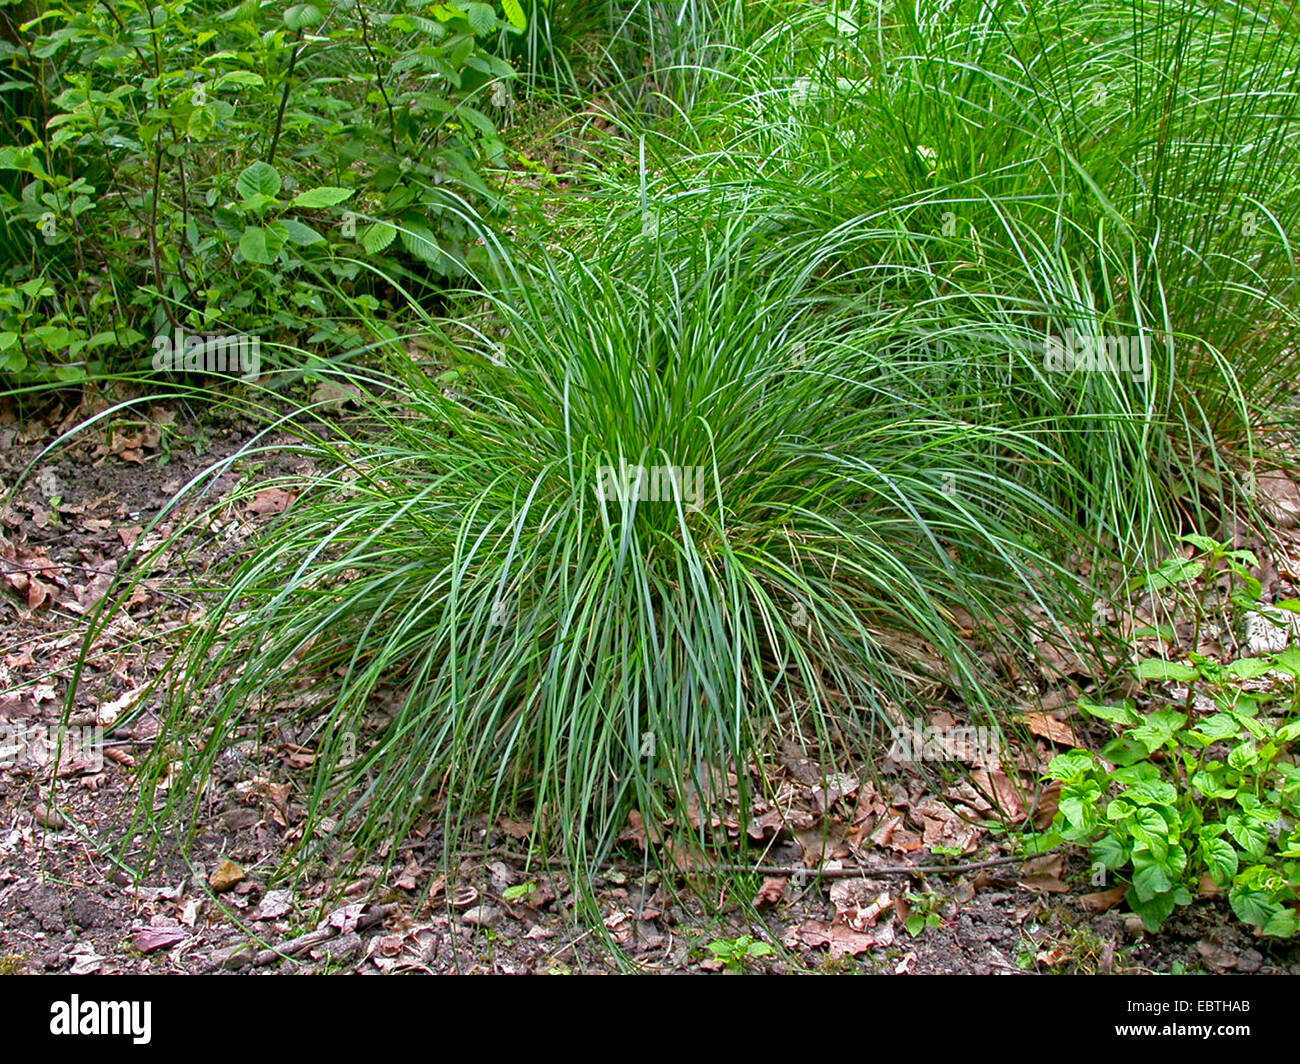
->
[410, 848, 1047, 880]
[215, 902, 399, 971]
[668, 853, 1046, 879]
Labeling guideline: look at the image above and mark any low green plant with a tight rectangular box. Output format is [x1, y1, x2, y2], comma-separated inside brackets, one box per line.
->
[502, 881, 538, 902]
[1040, 537, 1300, 935]
[705, 934, 773, 972]
[901, 891, 944, 938]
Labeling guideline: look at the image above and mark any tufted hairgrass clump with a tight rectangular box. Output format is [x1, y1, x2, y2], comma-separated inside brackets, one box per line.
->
[120, 226, 1088, 876]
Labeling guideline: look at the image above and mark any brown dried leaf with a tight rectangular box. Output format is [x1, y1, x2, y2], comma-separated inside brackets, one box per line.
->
[752, 877, 787, 908]
[969, 768, 1025, 823]
[784, 920, 877, 957]
[246, 488, 296, 516]
[1016, 711, 1078, 747]
[1079, 885, 1127, 912]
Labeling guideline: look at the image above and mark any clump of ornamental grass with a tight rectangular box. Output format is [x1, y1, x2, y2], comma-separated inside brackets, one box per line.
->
[115, 229, 1093, 879]
[564, 0, 1300, 558]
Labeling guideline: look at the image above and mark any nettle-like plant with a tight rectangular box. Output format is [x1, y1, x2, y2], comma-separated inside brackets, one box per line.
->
[1041, 536, 1300, 935]
[0, 0, 527, 380]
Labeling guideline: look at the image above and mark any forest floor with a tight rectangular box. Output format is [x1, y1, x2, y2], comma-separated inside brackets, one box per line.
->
[2, 393, 1300, 975]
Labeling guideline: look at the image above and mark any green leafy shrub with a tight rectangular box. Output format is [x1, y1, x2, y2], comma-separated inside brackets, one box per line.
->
[1040, 536, 1300, 935]
[0, 0, 527, 381]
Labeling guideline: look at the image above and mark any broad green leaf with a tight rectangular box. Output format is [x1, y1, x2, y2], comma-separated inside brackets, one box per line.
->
[1043, 749, 1096, 783]
[1127, 806, 1173, 847]
[1133, 557, 1204, 593]
[1127, 710, 1186, 754]
[1126, 779, 1177, 807]
[214, 71, 265, 89]
[1229, 888, 1282, 930]
[1272, 647, 1300, 676]
[1078, 698, 1139, 726]
[1225, 656, 1274, 679]
[281, 219, 324, 245]
[361, 221, 396, 253]
[399, 219, 440, 262]
[501, 0, 527, 30]
[239, 223, 287, 264]
[464, 2, 497, 34]
[291, 186, 354, 209]
[186, 106, 216, 140]
[236, 161, 282, 200]
[1225, 814, 1268, 859]
[1134, 658, 1200, 682]
[1199, 837, 1238, 886]
[1131, 860, 1173, 902]
[1190, 769, 1237, 801]
[1093, 832, 1128, 870]
[284, 4, 324, 29]
[1190, 713, 1241, 742]
[1126, 886, 1179, 931]
[1261, 907, 1299, 937]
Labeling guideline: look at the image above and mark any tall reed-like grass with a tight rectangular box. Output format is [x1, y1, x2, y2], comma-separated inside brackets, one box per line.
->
[564, 0, 1300, 556]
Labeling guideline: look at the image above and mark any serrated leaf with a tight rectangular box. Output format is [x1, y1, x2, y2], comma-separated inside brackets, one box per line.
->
[1093, 832, 1128, 870]
[1225, 814, 1268, 859]
[399, 219, 440, 261]
[1261, 906, 1298, 937]
[1133, 556, 1204, 593]
[1191, 713, 1242, 742]
[236, 161, 282, 200]
[1127, 710, 1186, 754]
[292, 186, 354, 209]
[1126, 779, 1177, 807]
[1190, 769, 1237, 801]
[1043, 749, 1096, 783]
[1126, 885, 1178, 931]
[284, 4, 324, 29]
[361, 221, 396, 253]
[1131, 861, 1173, 902]
[1229, 888, 1281, 930]
[281, 218, 324, 245]
[464, 2, 497, 34]
[1127, 806, 1172, 848]
[1100, 733, 1153, 767]
[501, 0, 526, 29]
